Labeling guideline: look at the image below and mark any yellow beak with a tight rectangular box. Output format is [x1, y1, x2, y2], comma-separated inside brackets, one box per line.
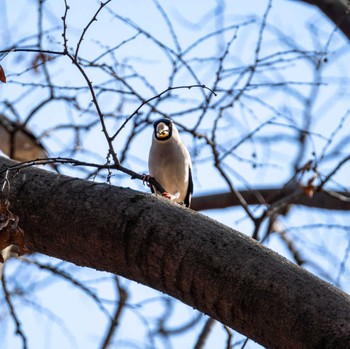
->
[156, 123, 170, 138]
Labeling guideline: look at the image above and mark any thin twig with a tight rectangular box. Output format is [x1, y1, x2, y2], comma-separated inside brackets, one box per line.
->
[1, 265, 28, 349]
[99, 277, 128, 349]
[193, 318, 216, 349]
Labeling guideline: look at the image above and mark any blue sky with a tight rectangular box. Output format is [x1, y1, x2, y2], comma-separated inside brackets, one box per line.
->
[1, 0, 350, 348]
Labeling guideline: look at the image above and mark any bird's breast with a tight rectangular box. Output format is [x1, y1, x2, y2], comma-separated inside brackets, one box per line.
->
[149, 140, 190, 201]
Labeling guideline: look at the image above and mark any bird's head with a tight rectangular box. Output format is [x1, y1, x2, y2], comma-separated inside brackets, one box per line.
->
[153, 118, 173, 141]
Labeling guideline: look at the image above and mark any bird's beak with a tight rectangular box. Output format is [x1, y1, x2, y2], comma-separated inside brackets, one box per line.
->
[156, 122, 170, 138]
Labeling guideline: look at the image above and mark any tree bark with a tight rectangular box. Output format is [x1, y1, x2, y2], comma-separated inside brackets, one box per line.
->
[1, 156, 350, 348]
[300, 0, 350, 40]
[191, 188, 350, 211]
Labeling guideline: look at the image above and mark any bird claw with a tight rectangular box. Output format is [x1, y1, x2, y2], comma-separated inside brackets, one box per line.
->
[142, 174, 151, 186]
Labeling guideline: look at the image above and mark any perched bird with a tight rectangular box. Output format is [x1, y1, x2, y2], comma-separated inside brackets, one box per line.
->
[148, 118, 193, 207]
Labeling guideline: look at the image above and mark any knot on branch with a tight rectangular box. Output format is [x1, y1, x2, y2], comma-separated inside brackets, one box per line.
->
[0, 199, 27, 263]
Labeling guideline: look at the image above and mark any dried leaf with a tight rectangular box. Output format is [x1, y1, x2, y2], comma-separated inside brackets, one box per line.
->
[0, 199, 26, 262]
[302, 185, 316, 198]
[299, 160, 313, 172]
[0, 65, 6, 83]
[307, 175, 317, 187]
[31, 53, 54, 74]
[299, 173, 319, 199]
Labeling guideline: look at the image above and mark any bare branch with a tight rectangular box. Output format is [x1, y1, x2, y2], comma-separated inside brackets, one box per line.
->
[299, 0, 350, 40]
[193, 318, 216, 349]
[0, 156, 349, 348]
[1, 265, 28, 349]
[191, 187, 350, 211]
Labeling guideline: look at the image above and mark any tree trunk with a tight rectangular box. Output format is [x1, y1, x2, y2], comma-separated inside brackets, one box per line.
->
[1, 156, 349, 348]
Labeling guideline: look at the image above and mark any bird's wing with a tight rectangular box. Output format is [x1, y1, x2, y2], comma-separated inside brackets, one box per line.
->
[184, 166, 193, 208]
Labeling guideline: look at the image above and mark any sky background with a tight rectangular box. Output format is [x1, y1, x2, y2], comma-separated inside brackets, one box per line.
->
[1, 0, 350, 348]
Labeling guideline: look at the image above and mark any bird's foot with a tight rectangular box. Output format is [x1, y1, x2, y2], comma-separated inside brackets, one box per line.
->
[141, 174, 151, 187]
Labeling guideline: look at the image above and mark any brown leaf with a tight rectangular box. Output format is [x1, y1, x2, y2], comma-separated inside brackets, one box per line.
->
[299, 160, 313, 172]
[307, 175, 317, 187]
[0, 199, 26, 262]
[31, 53, 54, 74]
[302, 185, 316, 198]
[0, 65, 6, 83]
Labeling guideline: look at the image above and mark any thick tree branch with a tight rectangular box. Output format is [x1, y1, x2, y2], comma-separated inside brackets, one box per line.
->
[0, 156, 349, 348]
[191, 187, 350, 211]
[299, 0, 350, 39]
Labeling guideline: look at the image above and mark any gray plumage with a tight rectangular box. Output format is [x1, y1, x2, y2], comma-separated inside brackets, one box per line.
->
[148, 118, 193, 207]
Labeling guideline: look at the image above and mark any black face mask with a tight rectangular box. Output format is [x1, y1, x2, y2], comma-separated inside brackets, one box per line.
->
[153, 118, 173, 141]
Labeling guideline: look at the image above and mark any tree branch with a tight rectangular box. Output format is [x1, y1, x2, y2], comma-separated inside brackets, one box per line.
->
[0, 156, 349, 348]
[299, 0, 350, 39]
[191, 187, 350, 211]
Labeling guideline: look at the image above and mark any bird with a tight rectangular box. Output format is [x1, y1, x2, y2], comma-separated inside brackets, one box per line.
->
[148, 118, 193, 207]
